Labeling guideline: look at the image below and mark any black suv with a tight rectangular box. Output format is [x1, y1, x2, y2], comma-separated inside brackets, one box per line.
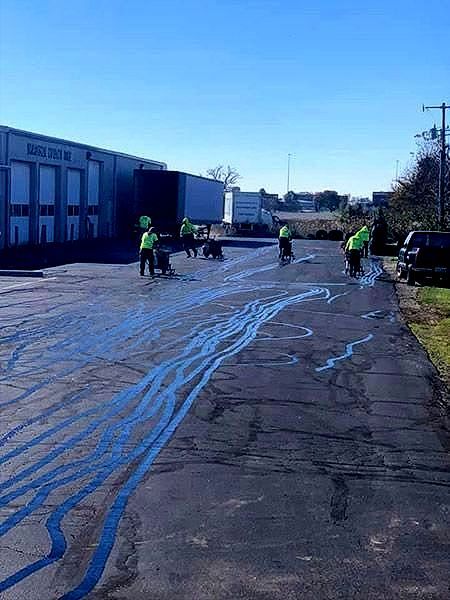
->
[397, 231, 450, 286]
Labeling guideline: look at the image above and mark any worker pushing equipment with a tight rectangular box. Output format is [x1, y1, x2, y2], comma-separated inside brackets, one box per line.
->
[278, 224, 292, 261]
[180, 217, 198, 258]
[345, 233, 364, 277]
[356, 225, 370, 258]
[140, 225, 158, 277]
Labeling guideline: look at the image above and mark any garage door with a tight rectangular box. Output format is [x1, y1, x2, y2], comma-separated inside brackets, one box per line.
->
[67, 168, 81, 241]
[10, 161, 31, 246]
[87, 160, 100, 238]
[39, 165, 56, 243]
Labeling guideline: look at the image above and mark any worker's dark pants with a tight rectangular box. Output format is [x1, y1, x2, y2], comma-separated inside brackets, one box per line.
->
[344, 251, 350, 273]
[279, 237, 291, 258]
[182, 233, 197, 257]
[362, 241, 369, 258]
[349, 249, 361, 277]
[140, 248, 155, 276]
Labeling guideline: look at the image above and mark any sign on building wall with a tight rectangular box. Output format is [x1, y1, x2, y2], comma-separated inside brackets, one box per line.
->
[27, 143, 72, 162]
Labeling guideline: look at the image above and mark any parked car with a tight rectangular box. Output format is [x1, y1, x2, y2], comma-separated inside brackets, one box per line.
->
[397, 231, 450, 286]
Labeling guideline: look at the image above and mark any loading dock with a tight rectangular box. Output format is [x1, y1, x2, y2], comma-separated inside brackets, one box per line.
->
[0, 126, 166, 253]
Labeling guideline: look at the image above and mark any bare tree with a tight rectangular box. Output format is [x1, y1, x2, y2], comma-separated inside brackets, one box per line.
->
[207, 165, 241, 190]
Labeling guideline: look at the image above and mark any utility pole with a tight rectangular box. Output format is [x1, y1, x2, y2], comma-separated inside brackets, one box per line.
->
[423, 102, 449, 230]
[287, 153, 292, 195]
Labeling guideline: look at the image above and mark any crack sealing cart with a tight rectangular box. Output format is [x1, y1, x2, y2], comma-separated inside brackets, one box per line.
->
[154, 247, 176, 276]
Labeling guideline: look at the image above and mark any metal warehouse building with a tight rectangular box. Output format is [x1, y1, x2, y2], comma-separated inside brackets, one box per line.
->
[0, 126, 166, 251]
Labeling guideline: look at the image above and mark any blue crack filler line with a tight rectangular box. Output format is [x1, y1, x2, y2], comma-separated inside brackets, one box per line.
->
[315, 334, 374, 372]
[0, 285, 327, 598]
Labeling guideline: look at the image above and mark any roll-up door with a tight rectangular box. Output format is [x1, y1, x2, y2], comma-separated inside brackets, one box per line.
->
[39, 165, 56, 243]
[87, 160, 100, 238]
[67, 168, 81, 241]
[10, 161, 31, 246]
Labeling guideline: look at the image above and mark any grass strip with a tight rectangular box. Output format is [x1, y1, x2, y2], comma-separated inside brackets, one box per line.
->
[410, 287, 450, 385]
[417, 287, 450, 317]
[411, 319, 450, 382]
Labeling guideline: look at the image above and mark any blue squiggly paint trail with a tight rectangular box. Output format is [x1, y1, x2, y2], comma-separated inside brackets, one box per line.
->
[315, 334, 374, 372]
[0, 248, 378, 599]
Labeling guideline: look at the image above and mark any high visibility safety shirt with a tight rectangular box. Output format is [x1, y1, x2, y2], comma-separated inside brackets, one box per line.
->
[345, 235, 363, 251]
[357, 226, 369, 242]
[180, 218, 196, 236]
[279, 226, 291, 239]
[139, 215, 151, 229]
[140, 232, 158, 250]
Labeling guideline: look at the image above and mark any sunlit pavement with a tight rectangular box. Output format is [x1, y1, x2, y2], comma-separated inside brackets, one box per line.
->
[0, 240, 449, 600]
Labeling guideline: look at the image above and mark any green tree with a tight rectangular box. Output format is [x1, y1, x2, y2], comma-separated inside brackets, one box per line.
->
[316, 190, 340, 212]
[339, 204, 369, 235]
[385, 140, 449, 240]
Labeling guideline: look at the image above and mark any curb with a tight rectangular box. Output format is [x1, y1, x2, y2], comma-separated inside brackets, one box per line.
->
[0, 270, 45, 278]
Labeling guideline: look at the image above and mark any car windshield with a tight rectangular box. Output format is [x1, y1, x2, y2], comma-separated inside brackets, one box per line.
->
[410, 233, 450, 249]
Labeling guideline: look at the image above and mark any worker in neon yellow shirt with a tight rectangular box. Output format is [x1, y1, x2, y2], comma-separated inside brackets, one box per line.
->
[140, 226, 158, 276]
[180, 217, 198, 258]
[356, 225, 370, 258]
[345, 233, 363, 277]
[278, 224, 292, 259]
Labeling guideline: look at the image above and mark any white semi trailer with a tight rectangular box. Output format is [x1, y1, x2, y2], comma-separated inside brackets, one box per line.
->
[223, 189, 273, 233]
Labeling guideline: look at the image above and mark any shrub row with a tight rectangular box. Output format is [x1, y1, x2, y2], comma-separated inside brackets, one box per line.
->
[278, 219, 344, 241]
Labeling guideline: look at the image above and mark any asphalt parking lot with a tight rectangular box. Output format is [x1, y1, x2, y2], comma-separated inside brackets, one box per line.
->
[0, 240, 449, 600]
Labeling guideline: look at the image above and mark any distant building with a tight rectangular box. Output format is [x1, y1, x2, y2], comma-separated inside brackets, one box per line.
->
[259, 189, 279, 210]
[297, 192, 316, 212]
[372, 191, 393, 207]
[349, 196, 372, 209]
[283, 191, 316, 212]
[283, 190, 351, 212]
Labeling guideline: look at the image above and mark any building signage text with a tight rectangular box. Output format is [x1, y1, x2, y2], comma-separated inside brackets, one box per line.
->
[27, 143, 72, 161]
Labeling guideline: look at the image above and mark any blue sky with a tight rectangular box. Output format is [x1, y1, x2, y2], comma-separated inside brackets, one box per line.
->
[0, 0, 448, 197]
